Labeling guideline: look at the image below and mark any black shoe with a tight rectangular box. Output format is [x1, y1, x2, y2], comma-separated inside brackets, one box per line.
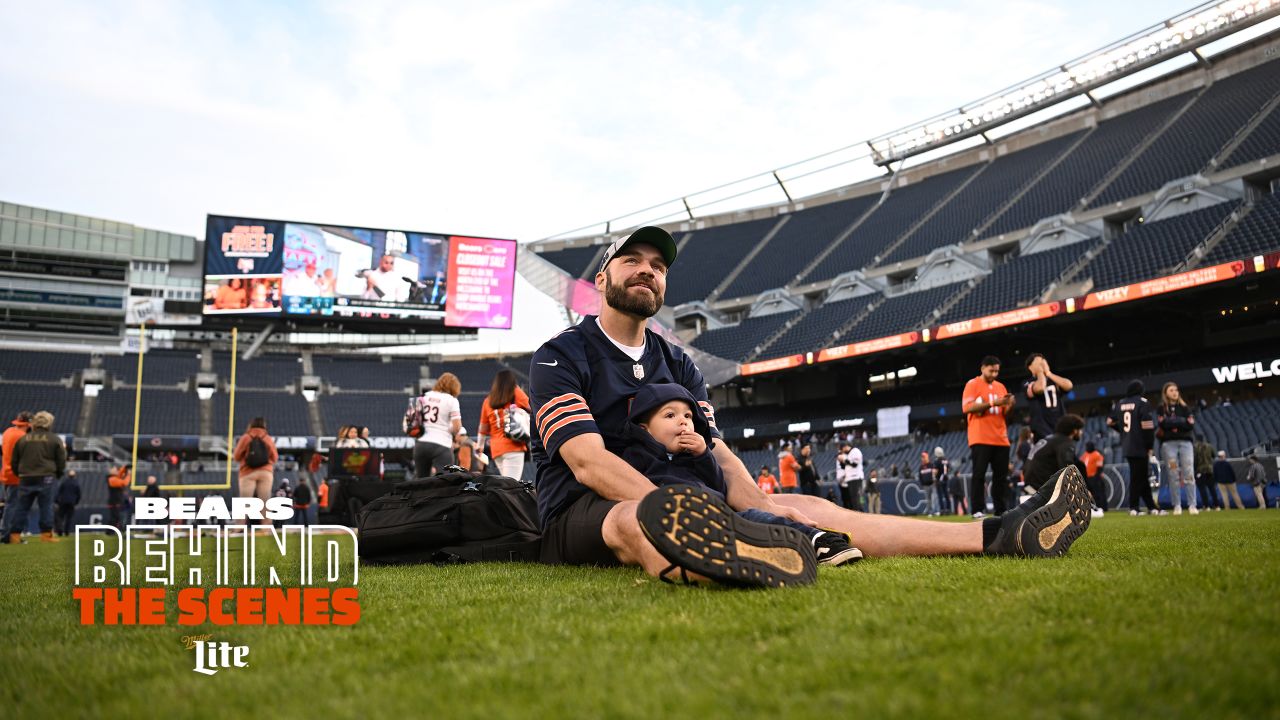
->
[985, 465, 1091, 557]
[637, 483, 817, 588]
[813, 531, 864, 566]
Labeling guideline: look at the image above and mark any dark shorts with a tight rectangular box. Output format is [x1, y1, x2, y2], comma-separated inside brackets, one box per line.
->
[539, 491, 622, 567]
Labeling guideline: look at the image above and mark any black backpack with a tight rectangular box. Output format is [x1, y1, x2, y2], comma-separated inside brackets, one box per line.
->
[357, 468, 541, 565]
[245, 435, 271, 469]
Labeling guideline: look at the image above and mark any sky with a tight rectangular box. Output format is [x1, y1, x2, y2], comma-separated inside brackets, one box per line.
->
[0, 0, 1232, 354]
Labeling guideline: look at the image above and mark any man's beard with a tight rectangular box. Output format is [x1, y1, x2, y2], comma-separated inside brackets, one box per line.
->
[603, 271, 663, 318]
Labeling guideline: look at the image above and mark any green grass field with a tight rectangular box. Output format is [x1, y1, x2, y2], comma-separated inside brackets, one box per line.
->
[2, 512, 1278, 719]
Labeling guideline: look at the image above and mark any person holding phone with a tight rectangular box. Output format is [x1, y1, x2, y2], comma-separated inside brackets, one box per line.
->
[963, 355, 1015, 517]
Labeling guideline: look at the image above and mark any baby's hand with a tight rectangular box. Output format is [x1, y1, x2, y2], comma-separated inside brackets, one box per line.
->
[675, 430, 707, 455]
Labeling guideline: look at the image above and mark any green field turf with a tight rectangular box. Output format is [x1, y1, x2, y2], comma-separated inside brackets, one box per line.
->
[2, 512, 1278, 719]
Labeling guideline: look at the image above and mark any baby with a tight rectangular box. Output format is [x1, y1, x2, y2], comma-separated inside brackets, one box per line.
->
[621, 383, 862, 567]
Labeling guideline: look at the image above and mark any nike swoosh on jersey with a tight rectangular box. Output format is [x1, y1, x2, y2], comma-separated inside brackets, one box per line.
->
[537, 360, 558, 367]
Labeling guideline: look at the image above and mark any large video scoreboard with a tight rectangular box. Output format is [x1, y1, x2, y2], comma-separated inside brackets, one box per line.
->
[202, 214, 517, 331]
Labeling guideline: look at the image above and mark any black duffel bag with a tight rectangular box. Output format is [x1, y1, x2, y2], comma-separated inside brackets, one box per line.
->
[357, 468, 541, 565]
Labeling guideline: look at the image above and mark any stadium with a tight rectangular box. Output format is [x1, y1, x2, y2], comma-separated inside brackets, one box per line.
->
[2, 1, 1279, 718]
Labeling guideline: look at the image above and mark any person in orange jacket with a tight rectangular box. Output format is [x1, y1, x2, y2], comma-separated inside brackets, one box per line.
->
[777, 444, 801, 494]
[107, 465, 131, 531]
[1, 411, 32, 543]
[233, 417, 278, 526]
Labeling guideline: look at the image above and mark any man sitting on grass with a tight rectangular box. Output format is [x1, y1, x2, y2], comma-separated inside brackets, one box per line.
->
[529, 227, 1093, 588]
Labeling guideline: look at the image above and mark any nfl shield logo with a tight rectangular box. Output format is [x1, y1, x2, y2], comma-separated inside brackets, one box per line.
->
[632, 363, 645, 380]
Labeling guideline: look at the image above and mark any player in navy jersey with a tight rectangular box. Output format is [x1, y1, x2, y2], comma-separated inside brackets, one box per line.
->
[1023, 353, 1074, 443]
[529, 226, 1093, 587]
[1108, 380, 1160, 515]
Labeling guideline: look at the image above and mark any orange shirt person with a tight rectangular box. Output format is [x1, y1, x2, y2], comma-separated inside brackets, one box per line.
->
[777, 447, 801, 493]
[757, 467, 779, 495]
[962, 355, 1015, 517]
[214, 279, 248, 310]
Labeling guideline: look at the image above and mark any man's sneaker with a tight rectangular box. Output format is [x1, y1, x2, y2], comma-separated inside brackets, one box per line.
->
[637, 484, 817, 588]
[812, 531, 863, 567]
[1189, 507, 1199, 515]
[1129, 510, 1138, 516]
[1091, 508, 1105, 519]
[972, 512, 985, 519]
[983, 465, 1091, 558]
[1173, 506, 1182, 516]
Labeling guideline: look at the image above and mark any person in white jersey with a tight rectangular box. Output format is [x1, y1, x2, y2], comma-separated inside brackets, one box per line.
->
[413, 372, 463, 477]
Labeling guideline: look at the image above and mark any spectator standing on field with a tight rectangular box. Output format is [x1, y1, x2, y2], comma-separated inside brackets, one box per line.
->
[1214, 451, 1244, 510]
[797, 444, 819, 497]
[292, 479, 313, 526]
[757, 466, 779, 495]
[1193, 435, 1223, 511]
[1245, 455, 1268, 509]
[1108, 381, 1160, 516]
[233, 417, 278, 527]
[410, 373, 463, 478]
[0, 411, 31, 543]
[53, 469, 81, 536]
[918, 451, 939, 516]
[7, 411, 67, 544]
[835, 443, 862, 511]
[478, 369, 532, 480]
[1156, 382, 1198, 515]
[777, 444, 800, 494]
[963, 355, 1015, 518]
[864, 468, 881, 514]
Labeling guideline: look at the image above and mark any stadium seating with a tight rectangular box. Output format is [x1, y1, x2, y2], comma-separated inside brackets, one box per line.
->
[717, 195, 880, 300]
[0, 351, 90, 382]
[690, 311, 799, 362]
[1090, 60, 1280, 208]
[212, 352, 302, 389]
[212, 390, 311, 436]
[1221, 98, 1280, 169]
[0, 382, 83, 431]
[804, 166, 981, 284]
[1074, 200, 1238, 290]
[1197, 398, 1280, 456]
[314, 356, 422, 391]
[1204, 191, 1280, 264]
[983, 94, 1190, 239]
[434, 357, 509, 394]
[764, 296, 874, 358]
[318, 392, 407, 438]
[92, 388, 200, 435]
[936, 239, 1101, 324]
[101, 350, 199, 386]
[880, 131, 1086, 265]
[533, 244, 602, 279]
[840, 282, 965, 344]
[664, 217, 777, 306]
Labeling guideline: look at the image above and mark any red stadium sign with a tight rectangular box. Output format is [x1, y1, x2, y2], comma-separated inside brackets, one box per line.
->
[816, 331, 919, 363]
[932, 301, 1063, 340]
[739, 354, 805, 376]
[1080, 259, 1247, 310]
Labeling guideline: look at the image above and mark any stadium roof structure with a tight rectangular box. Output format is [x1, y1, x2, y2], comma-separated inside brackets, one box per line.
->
[537, 0, 1280, 243]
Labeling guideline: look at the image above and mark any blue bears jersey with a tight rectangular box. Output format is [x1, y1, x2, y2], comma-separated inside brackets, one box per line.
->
[529, 315, 719, 529]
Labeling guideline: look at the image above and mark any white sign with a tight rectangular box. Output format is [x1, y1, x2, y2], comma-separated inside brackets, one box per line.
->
[876, 406, 911, 438]
[832, 418, 865, 428]
[787, 422, 811, 433]
[1212, 359, 1280, 384]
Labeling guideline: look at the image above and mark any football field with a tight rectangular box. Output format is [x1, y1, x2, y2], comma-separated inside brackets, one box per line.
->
[2, 512, 1277, 719]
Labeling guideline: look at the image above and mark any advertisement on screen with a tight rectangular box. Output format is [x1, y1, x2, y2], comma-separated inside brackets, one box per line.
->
[202, 217, 285, 315]
[444, 236, 517, 329]
[202, 215, 515, 330]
